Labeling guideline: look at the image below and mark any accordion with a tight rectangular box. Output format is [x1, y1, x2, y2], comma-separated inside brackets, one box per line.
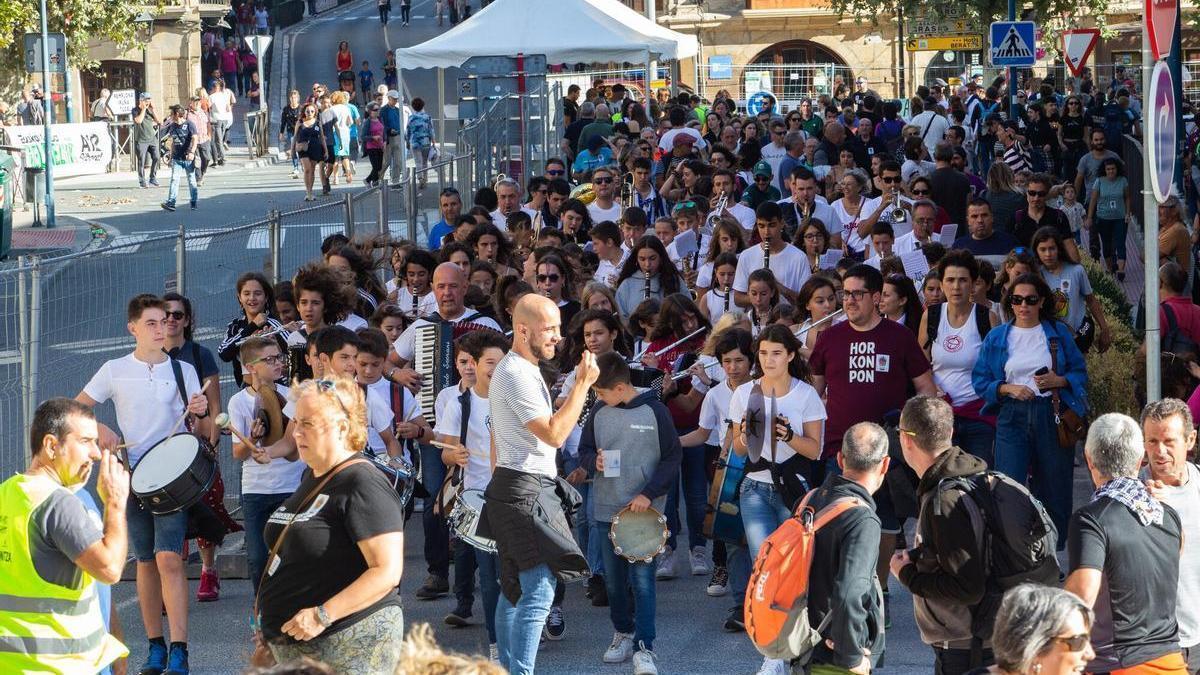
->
[413, 316, 499, 426]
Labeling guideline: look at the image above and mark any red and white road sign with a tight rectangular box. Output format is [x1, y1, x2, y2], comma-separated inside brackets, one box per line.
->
[1145, 0, 1178, 61]
[1061, 29, 1100, 77]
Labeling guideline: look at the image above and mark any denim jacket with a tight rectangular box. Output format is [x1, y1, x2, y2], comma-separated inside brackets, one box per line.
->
[971, 319, 1088, 418]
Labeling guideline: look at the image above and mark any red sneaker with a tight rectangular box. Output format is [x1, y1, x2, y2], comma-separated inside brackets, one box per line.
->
[197, 569, 220, 602]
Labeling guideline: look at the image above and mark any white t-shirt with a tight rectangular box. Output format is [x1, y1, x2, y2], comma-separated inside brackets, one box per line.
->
[394, 286, 437, 318]
[587, 201, 623, 225]
[909, 111, 950, 154]
[831, 196, 882, 253]
[338, 313, 368, 332]
[930, 305, 985, 406]
[704, 285, 737, 321]
[490, 351, 558, 476]
[699, 379, 737, 447]
[435, 384, 466, 426]
[760, 142, 789, 183]
[733, 242, 811, 294]
[594, 252, 626, 287]
[710, 202, 757, 232]
[394, 309, 502, 362]
[890, 231, 931, 258]
[83, 353, 201, 465]
[1004, 325, 1052, 396]
[728, 378, 826, 484]
[490, 209, 511, 231]
[228, 384, 307, 494]
[435, 388, 493, 491]
[657, 127, 706, 151]
[208, 89, 235, 123]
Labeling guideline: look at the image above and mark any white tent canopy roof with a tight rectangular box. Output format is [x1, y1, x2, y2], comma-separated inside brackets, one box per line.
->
[393, 0, 699, 70]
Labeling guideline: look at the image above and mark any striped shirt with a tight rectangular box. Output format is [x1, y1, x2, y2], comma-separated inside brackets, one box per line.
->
[489, 351, 558, 477]
[1002, 141, 1031, 173]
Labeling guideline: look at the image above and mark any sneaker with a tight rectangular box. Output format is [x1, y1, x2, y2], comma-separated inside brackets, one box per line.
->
[655, 547, 677, 580]
[632, 643, 658, 675]
[706, 566, 729, 597]
[689, 546, 712, 575]
[160, 202, 176, 212]
[196, 569, 219, 602]
[488, 643, 499, 663]
[138, 641, 167, 675]
[542, 605, 565, 641]
[602, 631, 633, 663]
[196, 179, 204, 187]
[139, 180, 147, 188]
[149, 179, 160, 186]
[415, 574, 449, 600]
[164, 643, 189, 675]
[444, 602, 472, 627]
[755, 657, 788, 675]
[189, 202, 197, 210]
[722, 605, 745, 632]
[291, 170, 299, 179]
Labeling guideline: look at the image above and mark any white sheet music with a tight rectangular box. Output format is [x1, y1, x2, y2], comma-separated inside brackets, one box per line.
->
[939, 223, 959, 246]
[900, 250, 930, 284]
[818, 249, 843, 270]
[673, 229, 700, 260]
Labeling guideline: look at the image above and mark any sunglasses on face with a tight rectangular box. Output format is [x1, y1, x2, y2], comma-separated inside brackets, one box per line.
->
[547, 169, 565, 176]
[754, 176, 770, 182]
[536, 274, 561, 283]
[594, 177, 614, 184]
[881, 176, 902, 184]
[1027, 190, 1047, 197]
[1009, 294, 1040, 306]
[1052, 634, 1090, 652]
[912, 189, 930, 196]
[164, 311, 186, 321]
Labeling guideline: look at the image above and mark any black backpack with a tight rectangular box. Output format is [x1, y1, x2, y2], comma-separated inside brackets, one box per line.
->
[936, 471, 1060, 590]
[924, 303, 993, 351]
[1161, 302, 1200, 360]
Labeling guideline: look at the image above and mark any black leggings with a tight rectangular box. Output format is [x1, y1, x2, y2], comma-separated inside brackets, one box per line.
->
[366, 148, 384, 182]
[400, 4, 410, 21]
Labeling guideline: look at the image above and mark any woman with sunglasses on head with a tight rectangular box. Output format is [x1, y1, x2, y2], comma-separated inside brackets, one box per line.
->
[293, 103, 327, 201]
[965, 584, 1094, 675]
[256, 378, 406, 672]
[1032, 226, 1111, 353]
[972, 273, 1088, 542]
[219, 271, 290, 388]
[613, 236, 682, 319]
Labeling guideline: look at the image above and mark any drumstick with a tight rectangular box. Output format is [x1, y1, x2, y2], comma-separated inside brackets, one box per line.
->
[214, 412, 262, 453]
[430, 439, 489, 458]
[166, 380, 213, 438]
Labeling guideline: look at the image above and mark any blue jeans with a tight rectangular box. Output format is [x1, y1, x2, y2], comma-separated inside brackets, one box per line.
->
[166, 159, 198, 206]
[495, 563, 556, 675]
[563, 453, 603, 576]
[419, 442, 449, 577]
[953, 416, 996, 468]
[597, 521, 657, 650]
[284, 130, 299, 170]
[993, 397, 1073, 545]
[740, 479, 792, 558]
[726, 543, 752, 604]
[665, 443, 708, 551]
[474, 547, 500, 643]
[1094, 217, 1128, 263]
[242, 492, 290, 594]
[125, 493, 187, 562]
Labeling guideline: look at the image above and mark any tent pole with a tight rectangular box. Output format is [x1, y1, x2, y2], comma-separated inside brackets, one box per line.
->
[438, 67, 446, 156]
[398, 61, 408, 187]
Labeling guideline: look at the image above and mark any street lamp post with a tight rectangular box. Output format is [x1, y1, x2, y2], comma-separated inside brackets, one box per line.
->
[134, 11, 154, 97]
[38, 0, 55, 228]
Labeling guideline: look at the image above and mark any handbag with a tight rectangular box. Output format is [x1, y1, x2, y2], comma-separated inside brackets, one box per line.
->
[250, 457, 368, 667]
[1048, 338, 1087, 447]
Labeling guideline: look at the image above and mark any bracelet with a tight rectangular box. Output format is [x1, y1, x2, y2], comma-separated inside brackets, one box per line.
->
[195, 409, 210, 419]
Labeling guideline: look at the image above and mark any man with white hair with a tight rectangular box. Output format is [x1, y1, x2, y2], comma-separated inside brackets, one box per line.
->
[491, 178, 520, 231]
[1140, 400, 1200, 673]
[1065, 413, 1186, 674]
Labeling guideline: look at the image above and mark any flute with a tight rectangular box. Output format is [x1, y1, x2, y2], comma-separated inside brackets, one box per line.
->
[234, 322, 293, 345]
[793, 308, 846, 340]
[629, 326, 707, 363]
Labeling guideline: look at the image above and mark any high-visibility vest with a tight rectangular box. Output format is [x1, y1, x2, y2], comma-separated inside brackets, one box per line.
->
[0, 473, 127, 674]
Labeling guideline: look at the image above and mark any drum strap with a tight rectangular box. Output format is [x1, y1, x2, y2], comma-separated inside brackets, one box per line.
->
[168, 356, 188, 409]
[254, 457, 368, 624]
[432, 387, 471, 516]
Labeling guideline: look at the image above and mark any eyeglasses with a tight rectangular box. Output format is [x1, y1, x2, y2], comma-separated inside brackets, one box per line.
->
[547, 169, 565, 176]
[1051, 634, 1090, 652]
[164, 311, 186, 321]
[845, 289, 873, 301]
[802, 233, 823, 240]
[881, 176, 902, 184]
[248, 354, 284, 366]
[536, 273, 561, 283]
[911, 189, 930, 196]
[1026, 190, 1047, 197]
[594, 177, 614, 184]
[313, 379, 352, 420]
[1009, 294, 1041, 306]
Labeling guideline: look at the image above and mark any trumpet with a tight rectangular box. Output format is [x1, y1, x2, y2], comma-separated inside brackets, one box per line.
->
[705, 190, 728, 231]
[890, 190, 908, 224]
[620, 172, 633, 210]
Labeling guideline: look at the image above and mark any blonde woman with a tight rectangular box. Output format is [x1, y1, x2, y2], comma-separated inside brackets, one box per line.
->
[256, 378, 406, 673]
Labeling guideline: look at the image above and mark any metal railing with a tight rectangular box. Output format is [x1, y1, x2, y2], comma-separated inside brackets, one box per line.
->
[107, 120, 136, 172]
[244, 108, 272, 160]
[457, 81, 561, 186]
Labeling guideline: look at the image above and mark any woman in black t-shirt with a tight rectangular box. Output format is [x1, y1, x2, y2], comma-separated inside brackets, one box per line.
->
[256, 378, 405, 673]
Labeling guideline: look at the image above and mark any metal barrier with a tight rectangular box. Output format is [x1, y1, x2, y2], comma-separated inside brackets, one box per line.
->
[244, 108, 272, 160]
[457, 82, 560, 186]
[107, 120, 136, 172]
[1121, 133, 1144, 235]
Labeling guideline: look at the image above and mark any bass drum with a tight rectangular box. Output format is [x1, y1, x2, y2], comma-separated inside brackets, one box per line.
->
[131, 434, 217, 515]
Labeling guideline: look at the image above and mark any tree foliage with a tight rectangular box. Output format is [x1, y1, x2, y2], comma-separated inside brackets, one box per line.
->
[0, 0, 156, 74]
[823, 0, 1117, 35]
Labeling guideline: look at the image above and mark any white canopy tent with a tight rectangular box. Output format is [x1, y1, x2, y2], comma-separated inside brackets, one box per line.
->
[393, 0, 698, 69]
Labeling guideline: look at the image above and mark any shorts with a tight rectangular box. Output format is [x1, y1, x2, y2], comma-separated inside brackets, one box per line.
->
[126, 492, 187, 562]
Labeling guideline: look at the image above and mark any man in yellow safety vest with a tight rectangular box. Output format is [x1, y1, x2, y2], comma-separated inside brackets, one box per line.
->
[0, 397, 129, 674]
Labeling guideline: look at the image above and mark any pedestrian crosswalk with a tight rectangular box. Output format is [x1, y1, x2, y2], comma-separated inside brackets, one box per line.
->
[102, 234, 151, 254]
[99, 218, 427, 256]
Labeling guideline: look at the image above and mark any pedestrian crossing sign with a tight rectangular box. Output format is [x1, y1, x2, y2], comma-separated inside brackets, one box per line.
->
[989, 21, 1037, 66]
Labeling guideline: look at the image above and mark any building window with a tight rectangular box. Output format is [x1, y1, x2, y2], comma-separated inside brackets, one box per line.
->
[81, 61, 143, 117]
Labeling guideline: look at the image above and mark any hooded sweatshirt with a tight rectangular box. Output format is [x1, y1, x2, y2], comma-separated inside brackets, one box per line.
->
[578, 389, 682, 523]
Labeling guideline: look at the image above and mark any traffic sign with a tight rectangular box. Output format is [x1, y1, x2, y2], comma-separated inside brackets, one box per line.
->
[1061, 29, 1100, 77]
[244, 35, 272, 56]
[1146, 61, 1176, 203]
[24, 33, 66, 74]
[1145, 0, 1178, 61]
[989, 21, 1037, 67]
[906, 35, 984, 52]
[746, 91, 774, 116]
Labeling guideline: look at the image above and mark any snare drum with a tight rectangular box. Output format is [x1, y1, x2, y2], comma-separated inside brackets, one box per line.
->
[448, 489, 497, 553]
[130, 434, 217, 515]
[363, 450, 415, 508]
[609, 506, 669, 563]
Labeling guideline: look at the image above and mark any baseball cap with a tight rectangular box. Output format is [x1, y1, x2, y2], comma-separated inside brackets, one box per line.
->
[752, 160, 772, 178]
[139, 92, 153, 100]
[933, 78, 948, 87]
[386, 89, 400, 99]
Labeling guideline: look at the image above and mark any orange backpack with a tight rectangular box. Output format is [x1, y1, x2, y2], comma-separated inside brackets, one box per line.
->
[744, 490, 867, 661]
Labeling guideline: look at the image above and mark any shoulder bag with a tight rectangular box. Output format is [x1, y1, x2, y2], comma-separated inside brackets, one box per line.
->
[1048, 337, 1086, 447]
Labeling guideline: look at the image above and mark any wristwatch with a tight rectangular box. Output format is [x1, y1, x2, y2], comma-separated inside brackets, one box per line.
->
[315, 605, 332, 628]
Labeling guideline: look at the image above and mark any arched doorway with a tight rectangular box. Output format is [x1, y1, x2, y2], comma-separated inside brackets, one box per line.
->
[81, 60, 143, 118]
[748, 40, 852, 108]
[922, 49, 984, 90]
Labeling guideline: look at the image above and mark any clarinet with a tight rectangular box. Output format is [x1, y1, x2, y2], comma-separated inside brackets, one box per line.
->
[643, 271, 652, 300]
[723, 283, 731, 313]
[410, 286, 419, 320]
[762, 240, 771, 272]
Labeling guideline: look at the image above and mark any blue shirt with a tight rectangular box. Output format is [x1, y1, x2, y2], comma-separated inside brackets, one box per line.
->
[428, 219, 453, 250]
[572, 147, 613, 174]
[358, 69, 374, 92]
[381, 105, 401, 135]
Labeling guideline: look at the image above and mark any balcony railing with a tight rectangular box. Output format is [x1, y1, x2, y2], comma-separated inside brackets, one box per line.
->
[745, 0, 828, 9]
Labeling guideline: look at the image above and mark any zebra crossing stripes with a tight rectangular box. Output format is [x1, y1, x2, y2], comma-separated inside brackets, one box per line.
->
[247, 227, 287, 249]
[102, 234, 151, 254]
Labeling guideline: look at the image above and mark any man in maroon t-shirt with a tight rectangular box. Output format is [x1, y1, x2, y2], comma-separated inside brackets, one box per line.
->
[810, 263, 936, 598]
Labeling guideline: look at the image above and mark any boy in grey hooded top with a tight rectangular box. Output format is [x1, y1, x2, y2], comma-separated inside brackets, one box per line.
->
[578, 352, 681, 662]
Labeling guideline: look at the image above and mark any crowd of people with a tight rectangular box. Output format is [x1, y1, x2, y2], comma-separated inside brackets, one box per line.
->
[5, 70, 1200, 675]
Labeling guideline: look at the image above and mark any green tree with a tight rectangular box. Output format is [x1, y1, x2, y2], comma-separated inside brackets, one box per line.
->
[0, 0, 155, 73]
[824, 0, 1116, 34]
